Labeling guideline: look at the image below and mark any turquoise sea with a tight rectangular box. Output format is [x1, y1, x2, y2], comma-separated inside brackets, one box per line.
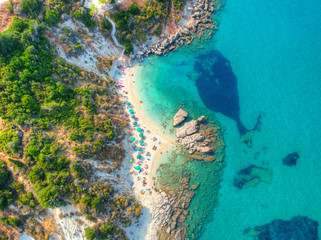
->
[135, 0, 321, 238]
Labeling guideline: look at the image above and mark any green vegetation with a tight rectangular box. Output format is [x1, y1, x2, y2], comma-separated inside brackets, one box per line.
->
[20, 0, 41, 18]
[0, 160, 16, 210]
[84, 222, 116, 240]
[100, 15, 112, 36]
[0, 161, 10, 187]
[72, 7, 96, 29]
[111, 0, 170, 54]
[0, 126, 20, 158]
[5, 0, 13, 13]
[45, 9, 60, 26]
[0, 11, 143, 239]
[0, 216, 22, 227]
[85, 227, 96, 240]
[173, 0, 185, 10]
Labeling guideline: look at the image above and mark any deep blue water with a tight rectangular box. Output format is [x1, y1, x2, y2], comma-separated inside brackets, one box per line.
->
[135, 0, 321, 238]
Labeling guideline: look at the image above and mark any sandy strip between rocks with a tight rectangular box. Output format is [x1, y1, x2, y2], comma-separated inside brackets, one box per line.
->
[118, 65, 175, 210]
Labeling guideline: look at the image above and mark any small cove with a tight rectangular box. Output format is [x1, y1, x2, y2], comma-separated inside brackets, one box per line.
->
[135, 0, 321, 238]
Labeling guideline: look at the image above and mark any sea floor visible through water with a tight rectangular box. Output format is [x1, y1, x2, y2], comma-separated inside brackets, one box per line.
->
[134, 0, 321, 238]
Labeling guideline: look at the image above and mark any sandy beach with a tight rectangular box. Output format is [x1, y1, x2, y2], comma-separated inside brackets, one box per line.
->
[115, 65, 175, 210]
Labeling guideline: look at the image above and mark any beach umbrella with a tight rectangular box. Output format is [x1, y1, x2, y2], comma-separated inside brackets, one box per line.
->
[140, 140, 144, 144]
[136, 165, 141, 170]
[126, 102, 131, 106]
[133, 121, 138, 126]
[137, 128, 142, 132]
[137, 147, 142, 152]
[137, 154, 142, 159]
[131, 115, 135, 119]
[130, 137, 136, 142]
[129, 109, 134, 113]
[139, 133, 144, 138]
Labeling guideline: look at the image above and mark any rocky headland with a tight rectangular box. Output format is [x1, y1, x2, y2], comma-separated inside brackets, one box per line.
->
[173, 109, 219, 162]
[133, 0, 223, 62]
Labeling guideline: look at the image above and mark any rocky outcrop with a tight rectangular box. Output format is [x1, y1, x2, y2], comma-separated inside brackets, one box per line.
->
[152, 191, 174, 227]
[174, 228, 186, 240]
[234, 165, 273, 189]
[133, 0, 222, 62]
[282, 152, 299, 166]
[173, 111, 216, 157]
[243, 216, 319, 240]
[173, 109, 188, 127]
[176, 120, 199, 138]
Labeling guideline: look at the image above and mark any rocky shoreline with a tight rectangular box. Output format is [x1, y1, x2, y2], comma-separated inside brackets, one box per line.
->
[133, 0, 223, 62]
[146, 109, 224, 240]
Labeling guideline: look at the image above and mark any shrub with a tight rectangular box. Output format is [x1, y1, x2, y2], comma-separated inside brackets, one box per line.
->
[5, 3, 13, 13]
[28, 165, 45, 184]
[85, 227, 96, 240]
[45, 9, 60, 26]
[124, 42, 133, 54]
[0, 216, 23, 227]
[73, 7, 96, 29]
[0, 161, 10, 186]
[20, 0, 41, 18]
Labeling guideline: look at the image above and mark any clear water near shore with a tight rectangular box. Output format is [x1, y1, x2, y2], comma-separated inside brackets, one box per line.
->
[135, 0, 321, 238]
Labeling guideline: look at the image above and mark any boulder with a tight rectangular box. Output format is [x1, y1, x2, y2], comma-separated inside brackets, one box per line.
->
[176, 120, 199, 138]
[243, 216, 319, 240]
[282, 152, 299, 166]
[181, 133, 204, 148]
[180, 28, 192, 36]
[173, 109, 188, 126]
[197, 115, 206, 123]
[174, 228, 186, 240]
[234, 165, 272, 189]
[161, 38, 170, 48]
[196, 146, 212, 153]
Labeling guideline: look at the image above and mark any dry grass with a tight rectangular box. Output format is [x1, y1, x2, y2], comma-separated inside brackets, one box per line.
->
[0, 1, 13, 32]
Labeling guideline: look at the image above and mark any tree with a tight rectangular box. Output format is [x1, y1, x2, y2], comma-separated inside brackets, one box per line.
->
[20, 0, 41, 18]
[90, 4, 98, 16]
[85, 227, 96, 240]
[28, 165, 45, 184]
[124, 42, 133, 54]
[0, 160, 10, 186]
[45, 9, 60, 26]
[128, 4, 140, 15]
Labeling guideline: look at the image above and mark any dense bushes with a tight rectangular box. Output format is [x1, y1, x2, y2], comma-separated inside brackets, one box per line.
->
[20, 0, 41, 18]
[100, 15, 112, 35]
[45, 9, 60, 26]
[84, 222, 116, 240]
[111, 0, 170, 53]
[0, 128, 19, 158]
[0, 216, 22, 227]
[0, 161, 10, 186]
[73, 7, 96, 29]
[0, 160, 16, 210]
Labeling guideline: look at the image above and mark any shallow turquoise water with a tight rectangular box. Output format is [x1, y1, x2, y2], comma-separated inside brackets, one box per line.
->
[135, 0, 321, 238]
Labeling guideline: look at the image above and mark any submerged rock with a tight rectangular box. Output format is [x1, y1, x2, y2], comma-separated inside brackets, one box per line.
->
[244, 216, 319, 240]
[234, 165, 272, 189]
[282, 152, 299, 166]
[173, 108, 188, 127]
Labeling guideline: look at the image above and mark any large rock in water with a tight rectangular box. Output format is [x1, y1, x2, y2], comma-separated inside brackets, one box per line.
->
[234, 165, 272, 189]
[243, 216, 319, 240]
[282, 152, 299, 166]
[173, 109, 188, 127]
[176, 120, 199, 138]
